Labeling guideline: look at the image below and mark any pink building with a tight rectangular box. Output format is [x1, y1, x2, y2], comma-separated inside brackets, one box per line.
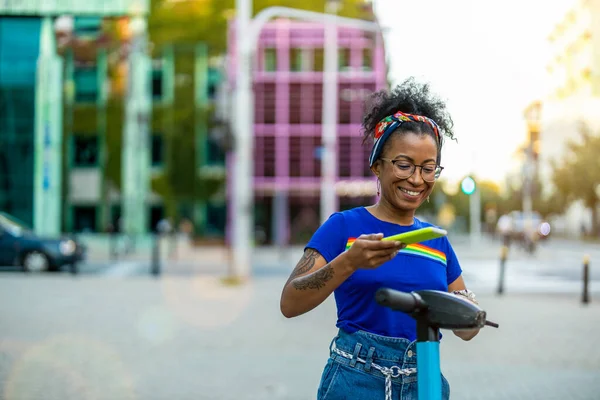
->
[227, 18, 387, 245]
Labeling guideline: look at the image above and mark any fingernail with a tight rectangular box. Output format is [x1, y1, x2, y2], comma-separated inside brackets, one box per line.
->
[395, 241, 402, 247]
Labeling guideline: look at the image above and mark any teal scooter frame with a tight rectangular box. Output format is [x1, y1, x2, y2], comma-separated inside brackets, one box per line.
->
[375, 289, 499, 400]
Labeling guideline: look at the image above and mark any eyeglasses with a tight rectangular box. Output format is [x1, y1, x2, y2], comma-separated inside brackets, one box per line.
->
[379, 158, 444, 182]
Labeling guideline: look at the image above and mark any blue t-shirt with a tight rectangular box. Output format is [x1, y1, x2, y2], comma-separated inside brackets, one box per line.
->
[305, 207, 463, 341]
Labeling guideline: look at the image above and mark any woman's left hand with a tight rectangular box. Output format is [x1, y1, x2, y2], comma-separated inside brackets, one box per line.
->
[448, 277, 481, 341]
[453, 326, 480, 341]
[451, 291, 480, 341]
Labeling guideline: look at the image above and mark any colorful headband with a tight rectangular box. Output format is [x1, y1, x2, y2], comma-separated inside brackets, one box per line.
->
[369, 111, 441, 167]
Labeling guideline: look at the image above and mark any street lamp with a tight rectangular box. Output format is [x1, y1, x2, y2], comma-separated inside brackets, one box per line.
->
[321, 0, 341, 225]
[523, 100, 543, 243]
[524, 101, 542, 133]
[231, 2, 382, 279]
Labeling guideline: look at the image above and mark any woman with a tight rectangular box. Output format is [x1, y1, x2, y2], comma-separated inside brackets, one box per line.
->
[280, 78, 479, 400]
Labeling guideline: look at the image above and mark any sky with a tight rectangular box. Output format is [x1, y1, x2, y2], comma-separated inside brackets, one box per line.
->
[373, 0, 577, 186]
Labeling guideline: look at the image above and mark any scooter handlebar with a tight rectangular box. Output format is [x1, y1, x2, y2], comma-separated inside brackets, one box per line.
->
[376, 288, 500, 330]
[375, 288, 426, 313]
[485, 320, 499, 328]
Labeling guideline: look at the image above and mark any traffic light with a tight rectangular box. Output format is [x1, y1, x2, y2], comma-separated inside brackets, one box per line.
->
[461, 176, 476, 196]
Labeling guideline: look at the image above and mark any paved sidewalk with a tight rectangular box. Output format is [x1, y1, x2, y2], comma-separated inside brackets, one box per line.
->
[0, 274, 599, 400]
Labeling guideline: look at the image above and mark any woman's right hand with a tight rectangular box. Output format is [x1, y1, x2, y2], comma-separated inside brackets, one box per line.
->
[344, 233, 405, 271]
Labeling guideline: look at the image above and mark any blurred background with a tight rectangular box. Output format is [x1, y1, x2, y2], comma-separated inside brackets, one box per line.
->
[0, 1, 599, 399]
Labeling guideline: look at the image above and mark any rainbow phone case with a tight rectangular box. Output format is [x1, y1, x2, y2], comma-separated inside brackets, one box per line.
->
[382, 227, 447, 244]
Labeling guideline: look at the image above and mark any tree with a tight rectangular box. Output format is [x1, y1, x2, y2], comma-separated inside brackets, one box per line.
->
[148, 0, 375, 57]
[447, 179, 502, 226]
[551, 123, 600, 235]
[499, 175, 555, 218]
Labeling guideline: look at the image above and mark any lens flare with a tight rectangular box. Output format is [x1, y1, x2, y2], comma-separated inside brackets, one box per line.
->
[160, 275, 254, 330]
[136, 305, 179, 345]
[539, 222, 551, 236]
[4, 335, 136, 400]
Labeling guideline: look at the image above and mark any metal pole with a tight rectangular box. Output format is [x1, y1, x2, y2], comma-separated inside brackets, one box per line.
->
[151, 233, 161, 276]
[582, 254, 590, 304]
[497, 245, 508, 295]
[123, 15, 151, 238]
[233, 0, 254, 279]
[523, 143, 534, 249]
[470, 185, 481, 245]
[320, 1, 339, 224]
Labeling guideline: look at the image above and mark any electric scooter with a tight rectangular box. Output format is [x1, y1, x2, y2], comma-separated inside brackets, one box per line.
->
[375, 288, 499, 400]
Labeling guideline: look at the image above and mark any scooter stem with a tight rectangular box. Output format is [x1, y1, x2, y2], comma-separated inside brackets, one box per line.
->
[416, 321, 442, 400]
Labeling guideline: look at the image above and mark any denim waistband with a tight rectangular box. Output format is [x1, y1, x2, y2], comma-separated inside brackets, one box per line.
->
[331, 329, 418, 364]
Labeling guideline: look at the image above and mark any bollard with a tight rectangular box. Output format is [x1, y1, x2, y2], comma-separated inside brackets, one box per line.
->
[582, 254, 590, 305]
[497, 245, 509, 295]
[151, 234, 161, 277]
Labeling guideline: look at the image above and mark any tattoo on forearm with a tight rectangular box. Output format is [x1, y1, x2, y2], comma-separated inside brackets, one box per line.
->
[292, 264, 335, 291]
[286, 249, 319, 285]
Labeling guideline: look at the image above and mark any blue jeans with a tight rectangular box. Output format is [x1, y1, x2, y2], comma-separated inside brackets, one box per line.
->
[317, 329, 450, 400]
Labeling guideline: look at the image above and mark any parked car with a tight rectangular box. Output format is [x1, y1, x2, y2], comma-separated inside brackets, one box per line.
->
[0, 212, 86, 272]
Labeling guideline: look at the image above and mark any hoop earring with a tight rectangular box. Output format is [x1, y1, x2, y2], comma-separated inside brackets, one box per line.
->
[377, 179, 381, 197]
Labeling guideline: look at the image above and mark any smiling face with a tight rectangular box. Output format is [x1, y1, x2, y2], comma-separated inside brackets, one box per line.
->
[372, 131, 439, 221]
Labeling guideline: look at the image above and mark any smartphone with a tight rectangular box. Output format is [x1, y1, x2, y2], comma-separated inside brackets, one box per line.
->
[382, 227, 448, 244]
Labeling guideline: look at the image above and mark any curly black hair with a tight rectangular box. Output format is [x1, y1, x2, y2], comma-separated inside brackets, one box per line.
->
[361, 77, 455, 163]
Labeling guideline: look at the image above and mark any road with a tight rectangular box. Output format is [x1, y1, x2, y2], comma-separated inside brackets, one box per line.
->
[0, 273, 598, 400]
[0, 236, 599, 399]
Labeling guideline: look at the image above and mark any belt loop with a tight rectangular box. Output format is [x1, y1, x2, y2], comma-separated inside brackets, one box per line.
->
[364, 346, 376, 372]
[328, 334, 339, 354]
[349, 343, 362, 368]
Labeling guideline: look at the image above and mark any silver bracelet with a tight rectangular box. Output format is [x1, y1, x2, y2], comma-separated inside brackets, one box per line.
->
[452, 289, 478, 304]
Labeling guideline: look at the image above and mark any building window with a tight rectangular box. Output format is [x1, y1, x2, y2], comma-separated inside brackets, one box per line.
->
[74, 66, 98, 103]
[205, 202, 226, 236]
[72, 206, 97, 233]
[152, 61, 163, 101]
[208, 82, 217, 100]
[253, 136, 276, 177]
[264, 48, 277, 72]
[73, 135, 98, 167]
[206, 136, 225, 165]
[338, 137, 353, 178]
[151, 134, 164, 166]
[110, 204, 121, 232]
[290, 48, 303, 72]
[254, 82, 276, 124]
[313, 48, 324, 71]
[362, 48, 373, 71]
[0, 85, 36, 227]
[208, 68, 220, 100]
[73, 17, 102, 39]
[339, 48, 351, 71]
[289, 136, 321, 178]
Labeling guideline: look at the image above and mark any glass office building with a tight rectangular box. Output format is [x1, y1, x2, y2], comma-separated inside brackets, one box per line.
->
[0, 17, 41, 227]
